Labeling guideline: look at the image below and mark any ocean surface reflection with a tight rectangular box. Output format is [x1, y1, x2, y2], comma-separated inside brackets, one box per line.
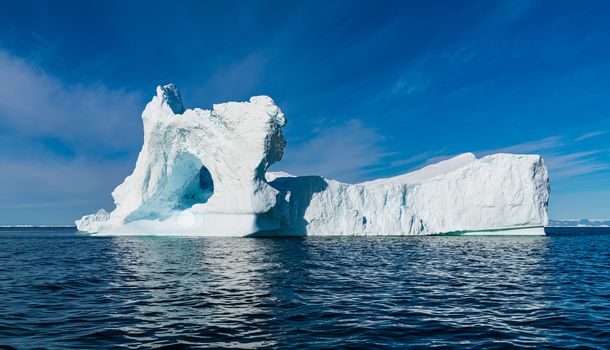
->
[1, 229, 609, 349]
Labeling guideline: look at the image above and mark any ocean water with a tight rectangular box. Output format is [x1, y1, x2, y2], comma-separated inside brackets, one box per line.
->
[1, 228, 609, 349]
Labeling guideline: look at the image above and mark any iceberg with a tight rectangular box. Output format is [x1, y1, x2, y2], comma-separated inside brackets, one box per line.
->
[76, 85, 550, 236]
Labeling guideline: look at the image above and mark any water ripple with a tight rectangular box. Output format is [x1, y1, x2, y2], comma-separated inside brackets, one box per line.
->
[0, 229, 609, 349]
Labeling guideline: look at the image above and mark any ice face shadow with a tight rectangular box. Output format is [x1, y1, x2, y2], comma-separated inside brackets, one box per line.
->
[256, 175, 329, 237]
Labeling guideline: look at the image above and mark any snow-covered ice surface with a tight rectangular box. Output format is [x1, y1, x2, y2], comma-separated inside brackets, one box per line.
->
[267, 154, 549, 236]
[76, 85, 550, 236]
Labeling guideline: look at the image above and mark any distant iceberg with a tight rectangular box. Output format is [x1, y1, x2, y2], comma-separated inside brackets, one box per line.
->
[548, 219, 610, 227]
[76, 85, 550, 236]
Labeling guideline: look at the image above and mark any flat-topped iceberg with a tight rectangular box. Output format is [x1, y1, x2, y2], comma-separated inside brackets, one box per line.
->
[76, 85, 549, 236]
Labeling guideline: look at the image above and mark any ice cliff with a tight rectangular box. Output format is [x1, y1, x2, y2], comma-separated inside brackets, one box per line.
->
[76, 85, 550, 236]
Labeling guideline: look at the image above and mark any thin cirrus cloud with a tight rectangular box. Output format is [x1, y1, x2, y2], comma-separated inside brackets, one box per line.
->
[279, 126, 609, 185]
[0, 49, 143, 224]
[0, 50, 143, 155]
[477, 136, 563, 155]
[545, 151, 609, 178]
[276, 119, 392, 183]
[575, 130, 607, 142]
[477, 135, 610, 179]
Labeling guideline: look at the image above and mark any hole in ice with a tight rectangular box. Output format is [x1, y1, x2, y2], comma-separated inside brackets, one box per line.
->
[182, 165, 214, 205]
[124, 153, 215, 222]
[175, 159, 214, 210]
[170, 154, 214, 210]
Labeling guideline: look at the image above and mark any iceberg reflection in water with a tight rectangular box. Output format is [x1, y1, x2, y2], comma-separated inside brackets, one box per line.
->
[0, 228, 609, 349]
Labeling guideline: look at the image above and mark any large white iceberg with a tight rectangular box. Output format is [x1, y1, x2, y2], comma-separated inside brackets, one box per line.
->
[76, 85, 550, 236]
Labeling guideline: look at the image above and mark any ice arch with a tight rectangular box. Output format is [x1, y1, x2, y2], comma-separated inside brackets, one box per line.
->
[77, 84, 287, 235]
[123, 154, 214, 222]
[169, 154, 215, 211]
[76, 85, 549, 236]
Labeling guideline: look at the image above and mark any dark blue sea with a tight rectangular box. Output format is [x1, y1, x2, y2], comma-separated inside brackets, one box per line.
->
[1, 228, 609, 349]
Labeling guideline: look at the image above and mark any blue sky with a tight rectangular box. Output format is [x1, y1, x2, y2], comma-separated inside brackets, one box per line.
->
[0, 0, 609, 224]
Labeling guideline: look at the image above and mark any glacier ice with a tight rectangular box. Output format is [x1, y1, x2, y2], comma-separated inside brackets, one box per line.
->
[76, 85, 550, 236]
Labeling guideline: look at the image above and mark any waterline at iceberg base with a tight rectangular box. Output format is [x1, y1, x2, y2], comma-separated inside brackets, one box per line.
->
[76, 85, 550, 236]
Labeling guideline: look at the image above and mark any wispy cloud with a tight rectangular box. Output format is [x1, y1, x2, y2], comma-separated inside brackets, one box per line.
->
[494, 0, 535, 24]
[387, 150, 441, 168]
[546, 151, 610, 178]
[278, 124, 609, 184]
[477, 136, 562, 155]
[0, 50, 143, 154]
[0, 49, 144, 223]
[390, 66, 435, 97]
[477, 136, 610, 179]
[575, 130, 607, 141]
[276, 119, 392, 183]
[382, 0, 536, 104]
